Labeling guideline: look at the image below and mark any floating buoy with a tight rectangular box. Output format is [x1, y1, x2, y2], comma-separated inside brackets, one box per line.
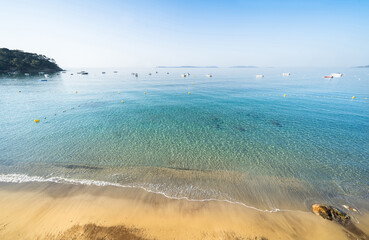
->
[144, 92, 146, 94]
[75, 91, 78, 93]
[118, 92, 120, 94]
[352, 96, 355, 99]
[34, 119, 40, 123]
[121, 100, 124, 103]
[192, 83, 194, 85]
[283, 94, 286, 97]
[188, 92, 191, 94]
[19, 91, 21, 93]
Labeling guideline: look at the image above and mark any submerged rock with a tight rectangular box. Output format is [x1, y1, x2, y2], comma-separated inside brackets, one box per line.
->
[270, 120, 282, 127]
[312, 204, 350, 225]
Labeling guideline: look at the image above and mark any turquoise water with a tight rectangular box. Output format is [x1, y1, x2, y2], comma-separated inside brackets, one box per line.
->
[0, 68, 368, 211]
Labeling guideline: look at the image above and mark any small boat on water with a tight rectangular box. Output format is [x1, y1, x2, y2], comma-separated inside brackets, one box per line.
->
[114, 71, 118, 73]
[40, 79, 48, 82]
[102, 72, 106, 74]
[77, 71, 88, 75]
[206, 74, 212, 78]
[44, 74, 49, 78]
[331, 73, 343, 78]
[149, 73, 152, 75]
[24, 73, 30, 76]
[324, 75, 333, 79]
[256, 74, 264, 78]
[282, 73, 290, 76]
[135, 73, 138, 77]
[181, 73, 187, 77]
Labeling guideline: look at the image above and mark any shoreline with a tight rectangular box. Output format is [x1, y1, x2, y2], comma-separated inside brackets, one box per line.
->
[1, 182, 368, 240]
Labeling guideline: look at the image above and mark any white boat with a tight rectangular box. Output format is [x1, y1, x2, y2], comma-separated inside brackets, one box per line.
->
[181, 73, 187, 77]
[44, 74, 49, 78]
[206, 74, 212, 78]
[282, 73, 290, 76]
[24, 73, 30, 76]
[256, 74, 264, 78]
[331, 73, 343, 78]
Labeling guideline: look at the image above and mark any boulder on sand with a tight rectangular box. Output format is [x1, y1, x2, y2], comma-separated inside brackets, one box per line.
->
[312, 204, 350, 225]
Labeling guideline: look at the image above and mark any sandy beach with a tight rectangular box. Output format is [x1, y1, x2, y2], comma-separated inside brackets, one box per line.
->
[0, 182, 368, 240]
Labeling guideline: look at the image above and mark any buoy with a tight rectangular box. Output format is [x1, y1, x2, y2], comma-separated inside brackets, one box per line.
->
[121, 100, 124, 103]
[75, 91, 78, 93]
[19, 91, 21, 93]
[144, 92, 146, 94]
[118, 92, 120, 94]
[283, 94, 286, 97]
[352, 96, 355, 99]
[34, 119, 40, 123]
[188, 92, 191, 94]
[192, 83, 194, 85]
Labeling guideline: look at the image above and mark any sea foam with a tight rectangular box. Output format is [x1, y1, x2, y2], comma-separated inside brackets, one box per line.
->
[0, 173, 284, 213]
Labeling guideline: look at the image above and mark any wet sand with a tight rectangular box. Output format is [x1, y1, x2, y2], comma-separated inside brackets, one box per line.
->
[0, 182, 368, 240]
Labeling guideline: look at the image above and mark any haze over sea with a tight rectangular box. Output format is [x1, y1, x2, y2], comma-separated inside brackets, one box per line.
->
[0, 67, 368, 212]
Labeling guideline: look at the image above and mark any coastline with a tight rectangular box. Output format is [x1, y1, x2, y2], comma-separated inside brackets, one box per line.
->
[1, 182, 368, 240]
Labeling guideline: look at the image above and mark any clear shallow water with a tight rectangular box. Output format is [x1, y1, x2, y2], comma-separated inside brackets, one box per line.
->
[0, 68, 368, 211]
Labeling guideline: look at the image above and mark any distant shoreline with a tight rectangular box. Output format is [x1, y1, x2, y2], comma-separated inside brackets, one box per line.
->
[0, 48, 63, 74]
[156, 66, 258, 68]
[156, 66, 219, 68]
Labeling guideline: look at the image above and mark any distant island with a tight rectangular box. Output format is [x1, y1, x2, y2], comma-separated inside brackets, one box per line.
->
[229, 66, 257, 68]
[356, 65, 369, 68]
[156, 66, 218, 68]
[0, 48, 63, 73]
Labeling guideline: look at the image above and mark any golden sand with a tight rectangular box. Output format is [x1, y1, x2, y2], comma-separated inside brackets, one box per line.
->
[0, 182, 368, 240]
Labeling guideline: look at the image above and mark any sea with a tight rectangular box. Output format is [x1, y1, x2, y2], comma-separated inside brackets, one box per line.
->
[0, 67, 368, 213]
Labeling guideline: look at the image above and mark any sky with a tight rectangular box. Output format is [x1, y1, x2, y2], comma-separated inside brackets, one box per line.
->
[1, 0, 369, 68]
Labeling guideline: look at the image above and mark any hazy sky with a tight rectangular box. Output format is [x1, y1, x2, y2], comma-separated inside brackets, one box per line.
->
[1, 0, 369, 68]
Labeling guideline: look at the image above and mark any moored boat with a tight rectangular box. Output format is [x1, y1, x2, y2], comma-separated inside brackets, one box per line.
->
[331, 73, 343, 78]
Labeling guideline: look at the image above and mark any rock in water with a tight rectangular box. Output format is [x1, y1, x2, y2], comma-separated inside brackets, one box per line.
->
[312, 204, 350, 225]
